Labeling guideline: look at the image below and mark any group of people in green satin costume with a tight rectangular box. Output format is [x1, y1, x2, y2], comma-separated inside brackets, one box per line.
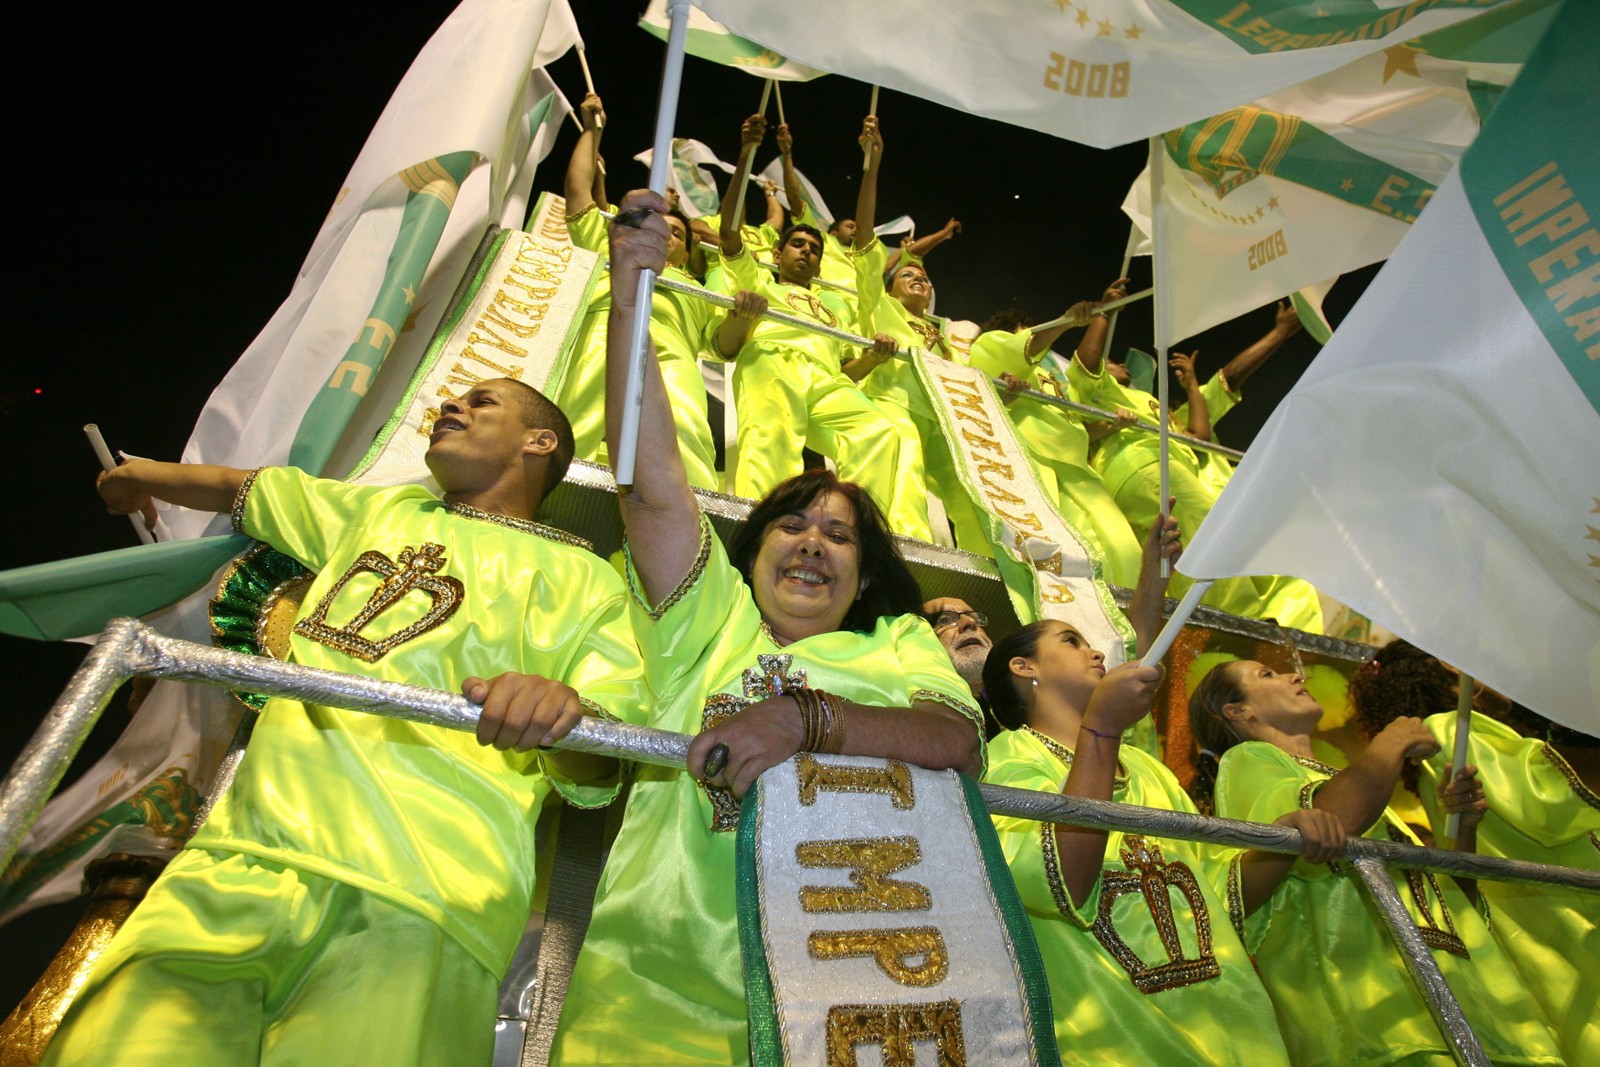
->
[552, 94, 1324, 633]
[38, 180, 1594, 1067]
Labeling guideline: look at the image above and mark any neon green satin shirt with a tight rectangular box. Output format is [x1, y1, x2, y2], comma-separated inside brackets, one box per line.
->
[987, 726, 1290, 1067]
[1215, 741, 1564, 1067]
[1418, 711, 1599, 1063]
[191, 467, 644, 975]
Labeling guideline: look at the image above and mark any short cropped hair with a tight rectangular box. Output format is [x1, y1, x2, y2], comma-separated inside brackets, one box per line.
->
[503, 378, 576, 495]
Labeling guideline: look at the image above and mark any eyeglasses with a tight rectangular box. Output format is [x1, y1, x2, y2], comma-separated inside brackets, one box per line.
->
[930, 609, 988, 631]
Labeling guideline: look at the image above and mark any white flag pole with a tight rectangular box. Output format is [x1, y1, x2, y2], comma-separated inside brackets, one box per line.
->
[1445, 673, 1474, 841]
[774, 79, 786, 126]
[614, 0, 691, 489]
[727, 79, 774, 199]
[1032, 288, 1151, 333]
[1139, 580, 1213, 668]
[84, 424, 155, 545]
[1149, 136, 1173, 577]
[576, 46, 602, 129]
[863, 84, 880, 171]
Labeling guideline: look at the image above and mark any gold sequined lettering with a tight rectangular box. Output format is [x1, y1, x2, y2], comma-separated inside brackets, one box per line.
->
[485, 294, 545, 338]
[808, 928, 948, 987]
[796, 754, 915, 810]
[466, 321, 528, 360]
[958, 427, 1006, 459]
[824, 1001, 966, 1066]
[972, 457, 1015, 482]
[975, 472, 1027, 508]
[797, 837, 931, 913]
[995, 507, 1045, 533]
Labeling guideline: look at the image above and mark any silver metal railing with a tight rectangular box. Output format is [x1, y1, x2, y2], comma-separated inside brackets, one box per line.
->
[5, 620, 1594, 1064]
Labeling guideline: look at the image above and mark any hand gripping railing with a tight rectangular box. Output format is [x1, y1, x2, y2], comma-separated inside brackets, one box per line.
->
[5, 620, 1594, 1065]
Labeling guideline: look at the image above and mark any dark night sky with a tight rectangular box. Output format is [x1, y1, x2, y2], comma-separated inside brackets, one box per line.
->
[1, 2, 1368, 1007]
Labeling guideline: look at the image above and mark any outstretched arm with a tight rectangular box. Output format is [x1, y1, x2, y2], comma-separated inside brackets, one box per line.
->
[606, 190, 702, 604]
[1126, 512, 1180, 658]
[1314, 717, 1440, 834]
[98, 459, 250, 522]
[1171, 351, 1210, 440]
[1070, 276, 1130, 371]
[563, 93, 605, 216]
[1221, 301, 1301, 388]
[719, 114, 766, 256]
[852, 116, 883, 250]
[889, 218, 960, 272]
[776, 123, 806, 224]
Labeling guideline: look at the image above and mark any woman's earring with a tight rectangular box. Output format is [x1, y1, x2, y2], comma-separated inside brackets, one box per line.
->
[1031, 678, 1038, 688]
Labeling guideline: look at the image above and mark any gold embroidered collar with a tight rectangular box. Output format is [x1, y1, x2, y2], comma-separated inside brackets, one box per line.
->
[444, 502, 593, 551]
[1025, 725, 1127, 786]
[1291, 753, 1340, 777]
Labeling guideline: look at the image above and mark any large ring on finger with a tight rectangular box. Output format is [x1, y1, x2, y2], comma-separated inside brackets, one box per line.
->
[703, 743, 730, 778]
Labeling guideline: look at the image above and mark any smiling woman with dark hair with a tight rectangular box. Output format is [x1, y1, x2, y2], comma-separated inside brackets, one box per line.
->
[546, 189, 984, 1067]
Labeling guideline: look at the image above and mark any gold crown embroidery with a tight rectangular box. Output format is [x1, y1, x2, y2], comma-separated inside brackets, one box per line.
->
[1093, 835, 1222, 993]
[294, 543, 464, 663]
[744, 653, 808, 699]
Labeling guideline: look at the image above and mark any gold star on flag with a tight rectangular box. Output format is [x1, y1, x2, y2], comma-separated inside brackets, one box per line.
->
[1339, 178, 1355, 192]
[403, 285, 417, 306]
[1585, 525, 1600, 545]
[1054, 0, 1072, 12]
[1267, 195, 1281, 210]
[1076, 8, 1091, 28]
[1125, 23, 1143, 39]
[1098, 18, 1115, 36]
[1591, 498, 1600, 513]
[1381, 43, 1424, 83]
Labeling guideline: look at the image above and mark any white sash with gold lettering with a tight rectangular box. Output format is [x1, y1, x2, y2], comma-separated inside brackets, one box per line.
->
[738, 754, 1057, 1067]
[913, 354, 1134, 664]
[344, 193, 599, 486]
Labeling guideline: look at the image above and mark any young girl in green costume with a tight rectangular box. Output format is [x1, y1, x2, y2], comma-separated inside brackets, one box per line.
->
[981, 519, 1336, 1067]
[1189, 660, 1566, 1067]
[1348, 642, 1599, 1064]
[548, 189, 984, 1067]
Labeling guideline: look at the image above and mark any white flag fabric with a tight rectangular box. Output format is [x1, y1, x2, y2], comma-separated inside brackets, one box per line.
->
[693, 0, 1527, 149]
[636, 138, 736, 219]
[0, 0, 581, 925]
[171, 0, 581, 540]
[1124, 46, 1480, 341]
[757, 157, 835, 228]
[640, 0, 825, 81]
[1178, 0, 1600, 728]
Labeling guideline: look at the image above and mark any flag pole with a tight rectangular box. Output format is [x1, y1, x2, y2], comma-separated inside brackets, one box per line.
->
[1139, 580, 1213, 668]
[1444, 673, 1474, 841]
[614, 0, 691, 489]
[1149, 136, 1173, 577]
[1032, 288, 1151, 333]
[863, 84, 880, 171]
[774, 79, 786, 126]
[576, 46, 602, 129]
[84, 424, 155, 545]
[727, 79, 774, 198]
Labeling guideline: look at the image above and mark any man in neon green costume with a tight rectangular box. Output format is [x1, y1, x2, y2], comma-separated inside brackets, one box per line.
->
[555, 93, 722, 491]
[44, 379, 643, 1067]
[967, 301, 1143, 587]
[1069, 291, 1302, 621]
[711, 113, 932, 542]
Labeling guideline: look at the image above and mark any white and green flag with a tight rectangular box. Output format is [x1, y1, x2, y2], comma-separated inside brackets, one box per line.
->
[1178, 0, 1599, 729]
[640, 0, 825, 81]
[0, 0, 581, 923]
[1122, 0, 1553, 341]
[693, 0, 1531, 149]
[635, 138, 736, 218]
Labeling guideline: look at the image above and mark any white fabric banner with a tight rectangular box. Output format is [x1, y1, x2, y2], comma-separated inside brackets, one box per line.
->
[693, 0, 1523, 149]
[747, 754, 1048, 1066]
[1177, 173, 1600, 723]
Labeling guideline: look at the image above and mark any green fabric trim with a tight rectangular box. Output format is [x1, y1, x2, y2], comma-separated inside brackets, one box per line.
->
[0, 534, 252, 641]
[1459, 0, 1599, 416]
[289, 151, 477, 474]
[960, 773, 1062, 1065]
[736, 780, 784, 1067]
